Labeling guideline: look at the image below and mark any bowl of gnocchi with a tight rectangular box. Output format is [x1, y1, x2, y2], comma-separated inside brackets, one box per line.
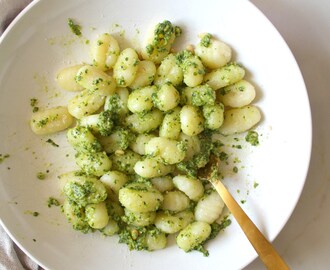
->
[0, 0, 311, 269]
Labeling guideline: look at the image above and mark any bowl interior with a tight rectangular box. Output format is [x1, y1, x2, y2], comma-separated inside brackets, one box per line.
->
[0, 0, 311, 269]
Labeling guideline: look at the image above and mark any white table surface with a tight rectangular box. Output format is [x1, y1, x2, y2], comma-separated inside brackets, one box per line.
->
[245, 0, 330, 269]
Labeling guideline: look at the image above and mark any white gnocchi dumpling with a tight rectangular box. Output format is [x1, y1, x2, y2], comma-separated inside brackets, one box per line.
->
[202, 103, 225, 130]
[68, 90, 105, 119]
[141, 20, 181, 64]
[195, 190, 225, 224]
[129, 60, 157, 89]
[127, 85, 157, 113]
[159, 108, 181, 140]
[218, 79, 256, 108]
[161, 190, 190, 212]
[180, 105, 204, 136]
[56, 65, 84, 91]
[100, 170, 129, 194]
[91, 33, 120, 71]
[195, 33, 232, 69]
[179, 133, 201, 160]
[218, 105, 261, 135]
[75, 151, 112, 177]
[144, 137, 186, 164]
[129, 133, 156, 155]
[153, 54, 183, 86]
[176, 221, 211, 252]
[204, 63, 245, 90]
[75, 65, 117, 96]
[153, 83, 180, 112]
[113, 48, 139, 87]
[118, 182, 163, 213]
[85, 202, 109, 229]
[154, 210, 194, 234]
[125, 109, 164, 134]
[177, 51, 205, 87]
[150, 176, 175, 193]
[30, 106, 73, 135]
[134, 157, 174, 178]
[172, 175, 204, 201]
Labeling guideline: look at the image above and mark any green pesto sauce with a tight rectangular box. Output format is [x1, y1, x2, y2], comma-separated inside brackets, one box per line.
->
[245, 131, 259, 146]
[30, 98, 39, 112]
[37, 172, 46, 180]
[68, 18, 82, 36]
[200, 33, 212, 47]
[118, 227, 148, 251]
[253, 181, 259, 189]
[46, 138, 59, 147]
[176, 134, 213, 177]
[47, 197, 60, 208]
[0, 154, 10, 164]
[193, 217, 232, 256]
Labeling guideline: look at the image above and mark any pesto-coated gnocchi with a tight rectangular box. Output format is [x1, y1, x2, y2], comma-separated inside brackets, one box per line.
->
[134, 157, 174, 178]
[125, 109, 163, 134]
[159, 108, 181, 139]
[129, 60, 156, 89]
[152, 83, 180, 112]
[111, 150, 141, 174]
[76, 65, 117, 96]
[195, 33, 232, 69]
[68, 89, 105, 119]
[91, 33, 120, 71]
[85, 202, 109, 229]
[113, 48, 139, 87]
[176, 221, 211, 252]
[141, 20, 181, 64]
[56, 65, 84, 91]
[31, 19, 263, 255]
[218, 79, 256, 108]
[75, 151, 112, 177]
[101, 218, 120, 236]
[129, 133, 156, 155]
[172, 175, 204, 201]
[154, 211, 194, 234]
[30, 106, 73, 135]
[127, 85, 157, 113]
[145, 230, 167, 251]
[144, 137, 186, 164]
[203, 103, 225, 130]
[67, 126, 102, 153]
[150, 176, 175, 193]
[104, 87, 129, 119]
[161, 190, 190, 212]
[153, 54, 183, 86]
[204, 62, 245, 90]
[194, 190, 225, 224]
[123, 209, 156, 227]
[218, 105, 261, 135]
[180, 105, 204, 136]
[179, 133, 201, 160]
[100, 170, 129, 194]
[177, 50, 205, 87]
[118, 182, 163, 213]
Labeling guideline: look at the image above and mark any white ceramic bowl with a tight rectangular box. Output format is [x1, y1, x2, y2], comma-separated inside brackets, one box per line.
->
[0, 0, 311, 269]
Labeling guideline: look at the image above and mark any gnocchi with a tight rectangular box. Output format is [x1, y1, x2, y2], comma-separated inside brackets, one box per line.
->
[30, 106, 73, 135]
[30, 19, 263, 256]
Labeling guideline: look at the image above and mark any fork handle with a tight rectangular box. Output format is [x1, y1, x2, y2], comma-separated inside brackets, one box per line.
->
[212, 180, 290, 270]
